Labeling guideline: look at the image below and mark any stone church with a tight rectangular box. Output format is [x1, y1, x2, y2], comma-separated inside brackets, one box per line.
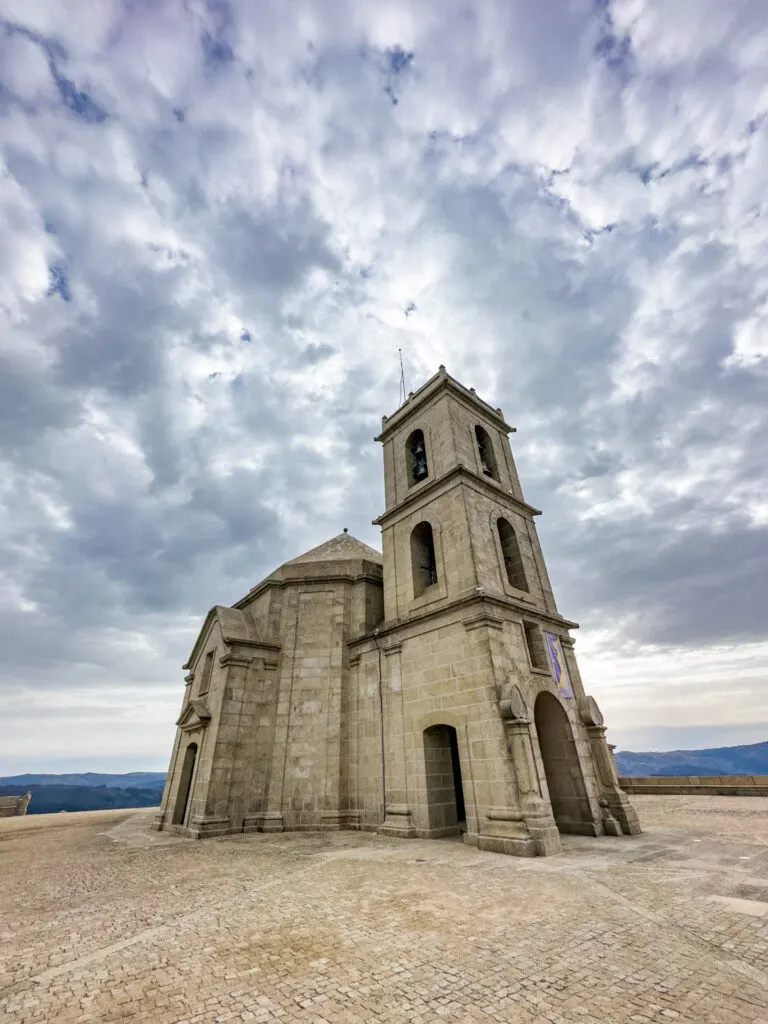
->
[154, 367, 640, 856]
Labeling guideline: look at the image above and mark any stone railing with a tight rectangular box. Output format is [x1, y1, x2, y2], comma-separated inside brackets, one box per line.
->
[619, 776, 768, 797]
[0, 792, 32, 817]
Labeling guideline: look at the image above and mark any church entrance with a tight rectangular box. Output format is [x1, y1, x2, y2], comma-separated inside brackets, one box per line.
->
[172, 741, 198, 826]
[534, 692, 593, 835]
[423, 725, 466, 836]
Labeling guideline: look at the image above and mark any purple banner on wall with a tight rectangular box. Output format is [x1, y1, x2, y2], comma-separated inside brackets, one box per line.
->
[543, 631, 573, 699]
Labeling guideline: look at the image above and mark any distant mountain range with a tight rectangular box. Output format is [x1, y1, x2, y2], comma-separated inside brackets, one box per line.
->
[615, 740, 768, 777]
[0, 772, 166, 814]
[2, 742, 767, 815]
[0, 784, 162, 815]
[0, 771, 167, 790]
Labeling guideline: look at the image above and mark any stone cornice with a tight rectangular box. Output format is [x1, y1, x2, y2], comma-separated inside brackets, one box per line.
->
[176, 699, 211, 730]
[375, 368, 515, 441]
[182, 609, 218, 670]
[463, 612, 504, 632]
[218, 654, 252, 668]
[232, 571, 382, 610]
[372, 464, 541, 527]
[348, 592, 577, 649]
[222, 637, 281, 653]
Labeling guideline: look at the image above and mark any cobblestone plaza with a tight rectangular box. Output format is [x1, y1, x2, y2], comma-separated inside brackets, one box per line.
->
[2, 796, 768, 1023]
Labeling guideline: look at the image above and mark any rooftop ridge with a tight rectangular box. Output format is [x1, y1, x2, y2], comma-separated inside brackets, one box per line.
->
[284, 531, 382, 565]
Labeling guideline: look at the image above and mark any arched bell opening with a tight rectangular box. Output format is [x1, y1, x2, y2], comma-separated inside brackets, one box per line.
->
[410, 521, 438, 597]
[406, 429, 429, 486]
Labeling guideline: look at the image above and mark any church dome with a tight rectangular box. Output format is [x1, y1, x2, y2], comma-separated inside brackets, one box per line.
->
[284, 530, 382, 566]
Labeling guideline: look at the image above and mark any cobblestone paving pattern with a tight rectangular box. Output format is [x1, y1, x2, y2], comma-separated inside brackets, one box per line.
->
[1, 796, 768, 1023]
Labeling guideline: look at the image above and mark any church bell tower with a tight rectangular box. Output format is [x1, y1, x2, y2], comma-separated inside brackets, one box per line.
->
[370, 366, 640, 854]
[375, 365, 559, 623]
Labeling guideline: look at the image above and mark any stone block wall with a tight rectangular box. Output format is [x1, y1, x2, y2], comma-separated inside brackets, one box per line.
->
[346, 649, 385, 829]
[345, 603, 611, 849]
[462, 485, 557, 613]
[620, 776, 768, 796]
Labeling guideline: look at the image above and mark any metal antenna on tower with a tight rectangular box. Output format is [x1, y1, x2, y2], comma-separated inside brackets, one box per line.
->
[398, 348, 407, 407]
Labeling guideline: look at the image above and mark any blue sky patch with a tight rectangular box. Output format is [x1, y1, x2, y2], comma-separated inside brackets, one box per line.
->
[47, 264, 71, 302]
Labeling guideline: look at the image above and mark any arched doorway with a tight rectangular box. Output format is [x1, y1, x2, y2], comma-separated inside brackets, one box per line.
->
[423, 725, 466, 835]
[172, 742, 198, 826]
[533, 693, 592, 835]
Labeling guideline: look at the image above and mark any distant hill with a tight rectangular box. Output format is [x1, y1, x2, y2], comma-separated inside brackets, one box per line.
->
[0, 784, 161, 815]
[616, 740, 768, 777]
[0, 771, 167, 791]
[4, 743, 768, 813]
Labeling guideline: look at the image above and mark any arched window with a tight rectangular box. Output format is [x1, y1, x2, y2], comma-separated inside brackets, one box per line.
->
[198, 649, 215, 695]
[497, 518, 528, 591]
[406, 429, 429, 486]
[474, 425, 499, 480]
[524, 622, 548, 670]
[411, 521, 438, 596]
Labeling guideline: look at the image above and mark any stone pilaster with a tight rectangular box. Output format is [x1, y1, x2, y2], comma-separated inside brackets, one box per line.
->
[378, 640, 417, 838]
[578, 696, 641, 836]
[497, 682, 561, 855]
[462, 614, 560, 856]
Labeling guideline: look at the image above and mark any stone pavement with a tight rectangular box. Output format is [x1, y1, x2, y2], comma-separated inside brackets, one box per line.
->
[1, 796, 768, 1024]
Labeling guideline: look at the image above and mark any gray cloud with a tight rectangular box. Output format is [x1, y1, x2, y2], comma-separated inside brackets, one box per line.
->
[1, 0, 767, 769]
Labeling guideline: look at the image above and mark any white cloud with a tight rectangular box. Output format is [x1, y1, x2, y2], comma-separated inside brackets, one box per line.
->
[1, 0, 767, 770]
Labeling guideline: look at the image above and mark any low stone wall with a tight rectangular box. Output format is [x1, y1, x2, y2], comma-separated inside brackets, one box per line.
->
[0, 792, 32, 817]
[619, 776, 768, 797]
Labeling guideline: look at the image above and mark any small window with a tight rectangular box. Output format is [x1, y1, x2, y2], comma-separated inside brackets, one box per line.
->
[523, 622, 548, 671]
[198, 649, 215, 695]
[406, 429, 429, 486]
[497, 518, 528, 591]
[474, 425, 499, 480]
[410, 521, 438, 597]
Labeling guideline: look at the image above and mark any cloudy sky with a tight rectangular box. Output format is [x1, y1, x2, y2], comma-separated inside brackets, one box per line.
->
[1, 0, 767, 774]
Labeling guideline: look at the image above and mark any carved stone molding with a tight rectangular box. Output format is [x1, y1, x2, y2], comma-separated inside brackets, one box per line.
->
[463, 611, 504, 632]
[175, 698, 211, 731]
[498, 682, 529, 722]
[578, 695, 604, 727]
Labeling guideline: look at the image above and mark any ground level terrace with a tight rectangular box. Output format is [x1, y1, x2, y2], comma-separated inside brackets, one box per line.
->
[2, 796, 768, 1023]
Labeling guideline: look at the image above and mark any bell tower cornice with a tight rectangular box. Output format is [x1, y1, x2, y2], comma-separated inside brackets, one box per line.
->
[375, 365, 516, 442]
[373, 464, 542, 527]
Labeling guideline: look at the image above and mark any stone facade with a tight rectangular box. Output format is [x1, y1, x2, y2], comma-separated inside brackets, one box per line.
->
[155, 367, 640, 855]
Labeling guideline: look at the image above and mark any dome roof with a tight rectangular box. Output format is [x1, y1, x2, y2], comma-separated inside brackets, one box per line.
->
[285, 531, 382, 565]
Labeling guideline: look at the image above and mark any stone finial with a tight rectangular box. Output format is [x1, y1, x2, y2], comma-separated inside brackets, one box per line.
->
[343, 527, 348, 533]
